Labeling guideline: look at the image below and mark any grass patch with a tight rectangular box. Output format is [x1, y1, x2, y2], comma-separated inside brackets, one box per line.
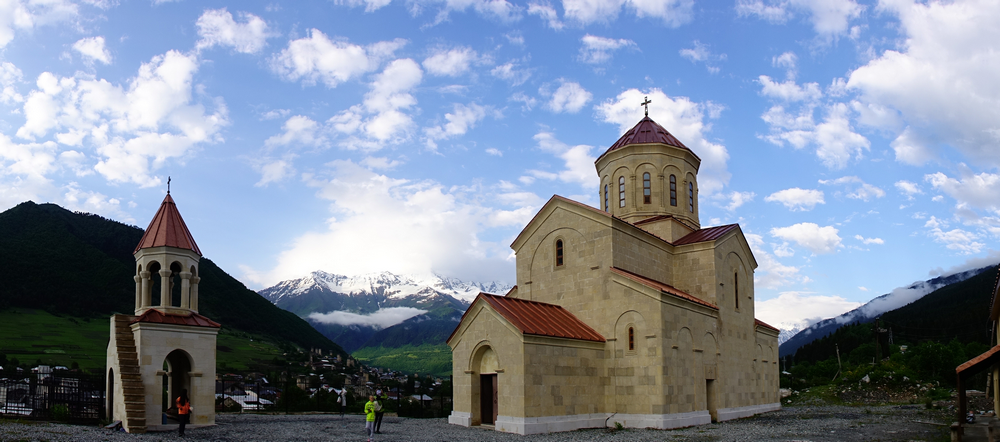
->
[0, 308, 288, 374]
[353, 344, 452, 376]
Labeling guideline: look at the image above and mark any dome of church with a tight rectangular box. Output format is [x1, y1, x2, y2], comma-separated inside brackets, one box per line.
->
[596, 116, 697, 164]
[134, 193, 202, 255]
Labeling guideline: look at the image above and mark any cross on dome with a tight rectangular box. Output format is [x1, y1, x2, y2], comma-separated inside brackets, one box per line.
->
[641, 96, 651, 116]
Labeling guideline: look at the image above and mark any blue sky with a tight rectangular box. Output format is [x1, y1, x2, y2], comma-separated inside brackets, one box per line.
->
[1, 0, 998, 331]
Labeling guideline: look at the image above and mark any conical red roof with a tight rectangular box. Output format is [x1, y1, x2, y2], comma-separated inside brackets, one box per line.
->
[596, 116, 698, 163]
[134, 193, 202, 255]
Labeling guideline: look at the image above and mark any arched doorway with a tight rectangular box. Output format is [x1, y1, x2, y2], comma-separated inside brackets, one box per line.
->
[162, 350, 193, 416]
[107, 368, 114, 420]
[470, 345, 499, 426]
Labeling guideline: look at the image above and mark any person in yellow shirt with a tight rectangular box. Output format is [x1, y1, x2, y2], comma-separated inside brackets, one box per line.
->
[364, 395, 377, 441]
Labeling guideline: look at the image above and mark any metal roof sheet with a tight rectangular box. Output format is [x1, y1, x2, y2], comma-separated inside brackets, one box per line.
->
[596, 116, 697, 164]
[134, 193, 202, 255]
[450, 293, 605, 343]
[958, 344, 1000, 376]
[673, 224, 739, 246]
[755, 319, 779, 332]
[611, 267, 718, 310]
[132, 309, 221, 328]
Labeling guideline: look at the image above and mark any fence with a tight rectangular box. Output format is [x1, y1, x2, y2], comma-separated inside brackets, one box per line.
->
[0, 372, 105, 422]
[215, 378, 278, 412]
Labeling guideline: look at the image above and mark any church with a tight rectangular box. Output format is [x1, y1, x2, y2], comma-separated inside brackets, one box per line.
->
[447, 109, 780, 435]
[106, 191, 220, 433]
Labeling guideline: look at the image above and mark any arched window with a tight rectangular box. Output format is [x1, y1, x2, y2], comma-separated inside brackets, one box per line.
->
[604, 184, 609, 212]
[669, 175, 677, 206]
[642, 172, 651, 204]
[618, 176, 626, 208]
[555, 239, 564, 267]
[688, 182, 694, 212]
[734, 272, 739, 310]
[628, 327, 635, 351]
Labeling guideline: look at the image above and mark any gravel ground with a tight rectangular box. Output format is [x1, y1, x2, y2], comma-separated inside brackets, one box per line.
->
[0, 405, 953, 441]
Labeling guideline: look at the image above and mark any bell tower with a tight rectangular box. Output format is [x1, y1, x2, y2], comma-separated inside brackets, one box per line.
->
[595, 112, 701, 243]
[107, 190, 220, 433]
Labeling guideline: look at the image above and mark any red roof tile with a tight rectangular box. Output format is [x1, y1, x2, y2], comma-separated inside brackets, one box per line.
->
[596, 116, 697, 164]
[449, 293, 605, 343]
[958, 344, 1000, 375]
[755, 319, 779, 332]
[611, 267, 718, 310]
[131, 309, 221, 328]
[135, 194, 202, 255]
[674, 224, 739, 246]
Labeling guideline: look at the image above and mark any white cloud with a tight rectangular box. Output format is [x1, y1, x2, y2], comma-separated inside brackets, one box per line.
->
[528, 131, 597, 190]
[758, 75, 821, 102]
[596, 88, 730, 196]
[509, 92, 537, 111]
[527, 2, 564, 29]
[264, 115, 326, 148]
[925, 170, 1000, 211]
[762, 102, 869, 169]
[422, 47, 477, 76]
[0, 61, 24, 104]
[722, 191, 754, 211]
[254, 157, 295, 187]
[544, 80, 591, 113]
[0, 0, 80, 49]
[331, 58, 424, 150]
[846, 0, 1000, 168]
[894, 180, 921, 199]
[491, 61, 531, 85]
[745, 232, 805, 289]
[335, 0, 394, 13]
[854, 234, 883, 245]
[924, 216, 983, 254]
[270, 29, 405, 88]
[360, 156, 401, 170]
[415, 0, 522, 25]
[245, 160, 523, 286]
[72, 36, 111, 64]
[737, 0, 864, 39]
[819, 175, 885, 201]
[424, 102, 489, 150]
[755, 291, 862, 333]
[563, 0, 694, 27]
[195, 8, 273, 54]
[13, 50, 227, 187]
[485, 147, 502, 156]
[765, 187, 824, 211]
[773, 51, 797, 79]
[578, 34, 635, 64]
[679, 40, 726, 73]
[309, 307, 427, 329]
[771, 222, 842, 254]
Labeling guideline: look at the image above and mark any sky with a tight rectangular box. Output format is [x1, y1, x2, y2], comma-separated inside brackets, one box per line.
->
[1, 0, 999, 332]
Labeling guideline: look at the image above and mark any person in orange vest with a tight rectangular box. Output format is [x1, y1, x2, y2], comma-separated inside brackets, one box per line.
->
[176, 389, 191, 437]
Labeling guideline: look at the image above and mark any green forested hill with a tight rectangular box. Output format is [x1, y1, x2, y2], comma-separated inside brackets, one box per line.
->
[0, 201, 344, 359]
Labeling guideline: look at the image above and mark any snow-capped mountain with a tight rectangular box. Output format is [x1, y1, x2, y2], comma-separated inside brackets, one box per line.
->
[260, 270, 511, 306]
[258, 271, 513, 353]
[778, 264, 994, 357]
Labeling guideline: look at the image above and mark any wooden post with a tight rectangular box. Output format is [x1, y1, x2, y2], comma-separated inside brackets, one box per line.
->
[958, 373, 966, 442]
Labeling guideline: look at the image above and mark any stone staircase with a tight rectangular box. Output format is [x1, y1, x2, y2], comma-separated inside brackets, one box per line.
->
[113, 314, 146, 434]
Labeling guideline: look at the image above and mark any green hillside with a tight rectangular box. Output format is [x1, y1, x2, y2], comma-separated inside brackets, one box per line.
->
[788, 265, 997, 388]
[0, 201, 347, 369]
[353, 343, 453, 376]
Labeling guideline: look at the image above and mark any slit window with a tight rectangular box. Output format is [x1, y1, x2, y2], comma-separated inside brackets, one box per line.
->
[734, 272, 739, 310]
[604, 184, 609, 212]
[555, 240, 564, 267]
[642, 173, 651, 204]
[628, 327, 635, 351]
[618, 176, 626, 208]
[669, 175, 677, 206]
[688, 182, 694, 212]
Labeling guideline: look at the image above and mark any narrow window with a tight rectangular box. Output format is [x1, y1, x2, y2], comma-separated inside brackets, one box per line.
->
[734, 273, 739, 310]
[669, 175, 677, 206]
[618, 176, 626, 208]
[688, 182, 694, 212]
[555, 240, 564, 267]
[604, 184, 609, 212]
[628, 327, 635, 351]
[642, 172, 651, 204]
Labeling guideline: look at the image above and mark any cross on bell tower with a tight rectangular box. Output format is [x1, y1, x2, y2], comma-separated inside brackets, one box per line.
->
[641, 96, 651, 116]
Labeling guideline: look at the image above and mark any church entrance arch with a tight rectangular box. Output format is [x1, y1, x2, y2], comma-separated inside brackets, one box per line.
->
[162, 350, 193, 415]
[470, 344, 499, 426]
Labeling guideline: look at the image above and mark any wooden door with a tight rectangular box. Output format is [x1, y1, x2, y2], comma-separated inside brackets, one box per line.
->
[480, 374, 498, 424]
[491, 374, 498, 424]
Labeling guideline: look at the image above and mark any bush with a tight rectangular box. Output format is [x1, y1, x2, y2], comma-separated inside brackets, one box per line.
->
[51, 404, 70, 422]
